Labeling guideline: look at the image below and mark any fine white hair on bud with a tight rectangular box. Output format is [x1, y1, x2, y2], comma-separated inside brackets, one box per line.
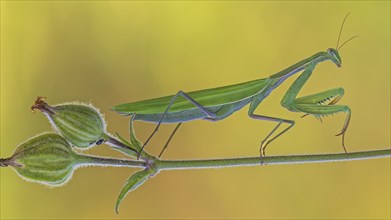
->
[31, 97, 109, 149]
[2, 133, 81, 187]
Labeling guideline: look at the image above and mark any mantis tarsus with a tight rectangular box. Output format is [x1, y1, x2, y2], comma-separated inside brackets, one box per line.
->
[113, 14, 356, 159]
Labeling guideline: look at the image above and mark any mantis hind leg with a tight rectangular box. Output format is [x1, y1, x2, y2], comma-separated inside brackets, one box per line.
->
[294, 87, 351, 153]
[139, 90, 218, 158]
[158, 122, 182, 158]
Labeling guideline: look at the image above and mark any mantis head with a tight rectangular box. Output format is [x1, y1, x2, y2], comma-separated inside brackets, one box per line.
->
[329, 12, 358, 68]
[327, 48, 342, 68]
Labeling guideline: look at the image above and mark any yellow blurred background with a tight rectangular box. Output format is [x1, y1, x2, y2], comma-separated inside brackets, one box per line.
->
[1, 1, 390, 219]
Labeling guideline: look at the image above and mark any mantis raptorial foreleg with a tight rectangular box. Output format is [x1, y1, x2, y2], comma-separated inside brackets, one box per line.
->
[295, 104, 351, 153]
[296, 87, 345, 106]
[282, 65, 350, 153]
[139, 90, 218, 158]
[258, 63, 350, 155]
[300, 88, 344, 119]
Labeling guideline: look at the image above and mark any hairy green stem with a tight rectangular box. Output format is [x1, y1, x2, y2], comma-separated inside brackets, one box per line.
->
[73, 149, 390, 170]
[157, 149, 390, 170]
[78, 154, 146, 168]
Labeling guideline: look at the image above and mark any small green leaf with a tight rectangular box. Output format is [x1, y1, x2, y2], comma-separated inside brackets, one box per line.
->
[116, 132, 134, 149]
[111, 132, 138, 157]
[129, 114, 142, 151]
[115, 169, 154, 214]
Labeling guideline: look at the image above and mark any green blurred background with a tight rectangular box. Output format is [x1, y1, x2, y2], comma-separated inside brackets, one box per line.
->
[1, 1, 390, 219]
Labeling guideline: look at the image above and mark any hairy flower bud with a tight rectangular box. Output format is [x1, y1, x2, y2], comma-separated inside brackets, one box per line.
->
[31, 97, 108, 149]
[0, 133, 80, 186]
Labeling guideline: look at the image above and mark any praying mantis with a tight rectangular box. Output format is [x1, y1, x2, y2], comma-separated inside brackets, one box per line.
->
[113, 14, 356, 159]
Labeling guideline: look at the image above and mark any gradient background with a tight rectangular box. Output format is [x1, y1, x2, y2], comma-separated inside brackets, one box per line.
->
[1, 1, 390, 219]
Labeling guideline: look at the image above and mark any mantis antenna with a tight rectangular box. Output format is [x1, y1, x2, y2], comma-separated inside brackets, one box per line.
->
[336, 12, 358, 51]
[336, 12, 351, 49]
[338, 35, 359, 51]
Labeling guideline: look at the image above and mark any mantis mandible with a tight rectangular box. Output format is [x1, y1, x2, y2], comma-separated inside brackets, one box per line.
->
[113, 14, 356, 159]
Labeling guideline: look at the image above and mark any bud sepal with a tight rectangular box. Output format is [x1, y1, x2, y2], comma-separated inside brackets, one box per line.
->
[2, 133, 82, 186]
[32, 97, 108, 149]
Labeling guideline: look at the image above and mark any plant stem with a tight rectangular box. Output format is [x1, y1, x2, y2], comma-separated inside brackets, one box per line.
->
[73, 149, 390, 170]
[157, 149, 391, 170]
[78, 154, 146, 168]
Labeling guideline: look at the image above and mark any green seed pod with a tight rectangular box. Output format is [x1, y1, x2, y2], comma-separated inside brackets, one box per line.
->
[31, 97, 108, 149]
[0, 133, 80, 186]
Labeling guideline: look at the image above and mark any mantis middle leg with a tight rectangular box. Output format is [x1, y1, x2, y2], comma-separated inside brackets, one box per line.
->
[249, 113, 295, 157]
[247, 83, 297, 157]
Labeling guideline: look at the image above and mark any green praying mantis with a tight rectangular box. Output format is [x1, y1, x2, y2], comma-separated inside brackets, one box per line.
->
[113, 14, 357, 159]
